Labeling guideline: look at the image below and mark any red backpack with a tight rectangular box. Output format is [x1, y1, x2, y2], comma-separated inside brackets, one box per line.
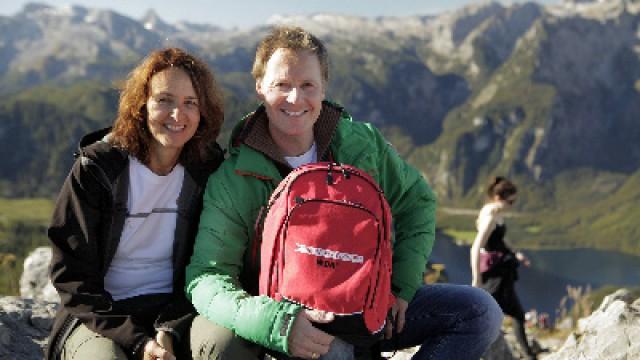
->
[259, 162, 395, 334]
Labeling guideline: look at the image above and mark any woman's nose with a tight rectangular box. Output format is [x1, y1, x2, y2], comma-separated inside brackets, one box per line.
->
[170, 106, 184, 121]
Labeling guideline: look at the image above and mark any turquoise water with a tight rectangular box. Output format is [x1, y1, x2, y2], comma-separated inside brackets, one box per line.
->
[429, 235, 640, 318]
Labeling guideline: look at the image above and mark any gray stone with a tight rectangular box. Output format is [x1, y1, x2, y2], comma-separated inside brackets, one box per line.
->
[545, 290, 640, 360]
[0, 296, 57, 359]
[19, 246, 60, 303]
[482, 332, 517, 360]
[4, 247, 640, 360]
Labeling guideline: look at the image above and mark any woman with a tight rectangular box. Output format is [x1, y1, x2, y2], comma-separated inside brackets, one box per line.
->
[470, 176, 537, 359]
[186, 26, 503, 360]
[46, 47, 224, 360]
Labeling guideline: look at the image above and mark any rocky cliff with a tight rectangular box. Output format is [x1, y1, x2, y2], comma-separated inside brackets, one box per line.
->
[546, 288, 640, 360]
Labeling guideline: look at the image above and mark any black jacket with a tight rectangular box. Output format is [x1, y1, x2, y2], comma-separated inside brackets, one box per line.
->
[46, 128, 223, 359]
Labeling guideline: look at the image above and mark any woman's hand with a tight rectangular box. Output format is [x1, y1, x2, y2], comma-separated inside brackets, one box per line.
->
[141, 333, 175, 360]
[155, 331, 174, 356]
[515, 251, 531, 267]
[288, 309, 335, 359]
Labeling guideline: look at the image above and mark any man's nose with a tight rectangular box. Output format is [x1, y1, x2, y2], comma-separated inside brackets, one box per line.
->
[286, 87, 300, 103]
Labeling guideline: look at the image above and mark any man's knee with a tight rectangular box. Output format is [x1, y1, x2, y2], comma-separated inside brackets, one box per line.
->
[422, 285, 503, 341]
[190, 315, 261, 360]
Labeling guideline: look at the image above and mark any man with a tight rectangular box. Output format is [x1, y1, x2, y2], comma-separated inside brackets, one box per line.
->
[186, 26, 503, 359]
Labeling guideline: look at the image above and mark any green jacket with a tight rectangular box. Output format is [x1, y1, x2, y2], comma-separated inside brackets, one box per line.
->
[185, 102, 436, 354]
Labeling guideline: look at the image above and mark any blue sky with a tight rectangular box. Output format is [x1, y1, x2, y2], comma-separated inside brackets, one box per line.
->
[0, 1, 558, 29]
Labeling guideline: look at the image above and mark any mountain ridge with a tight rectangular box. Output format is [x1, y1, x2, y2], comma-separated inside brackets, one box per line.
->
[0, 0, 638, 255]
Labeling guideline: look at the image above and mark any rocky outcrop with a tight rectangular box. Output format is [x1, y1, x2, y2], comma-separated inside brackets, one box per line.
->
[0, 296, 57, 359]
[0, 246, 60, 359]
[3, 247, 640, 359]
[390, 288, 640, 360]
[1, 285, 639, 359]
[19, 246, 59, 303]
[545, 288, 640, 360]
[482, 333, 517, 360]
[377, 329, 521, 359]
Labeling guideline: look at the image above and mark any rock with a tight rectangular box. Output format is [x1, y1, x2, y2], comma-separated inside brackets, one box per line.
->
[545, 289, 640, 360]
[0, 247, 60, 358]
[383, 348, 418, 359]
[482, 333, 517, 360]
[4, 247, 639, 360]
[0, 296, 57, 359]
[19, 246, 59, 303]
[599, 288, 634, 309]
[366, 331, 520, 359]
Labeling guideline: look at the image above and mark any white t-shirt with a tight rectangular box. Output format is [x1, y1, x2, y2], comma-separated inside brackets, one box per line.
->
[104, 157, 184, 300]
[284, 142, 318, 168]
[476, 203, 505, 250]
[477, 203, 504, 228]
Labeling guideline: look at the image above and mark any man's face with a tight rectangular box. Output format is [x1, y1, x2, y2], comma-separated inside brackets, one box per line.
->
[256, 48, 326, 155]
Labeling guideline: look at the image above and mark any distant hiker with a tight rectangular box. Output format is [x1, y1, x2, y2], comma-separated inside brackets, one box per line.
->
[46, 48, 225, 360]
[470, 176, 540, 359]
[185, 26, 503, 360]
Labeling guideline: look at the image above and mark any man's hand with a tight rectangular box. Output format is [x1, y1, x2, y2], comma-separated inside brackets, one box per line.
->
[384, 298, 408, 339]
[141, 336, 175, 360]
[288, 309, 335, 359]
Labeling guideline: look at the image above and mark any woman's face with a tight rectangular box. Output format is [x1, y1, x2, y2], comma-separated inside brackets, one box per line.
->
[495, 194, 517, 208]
[146, 67, 200, 156]
[256, 48, 325, 151]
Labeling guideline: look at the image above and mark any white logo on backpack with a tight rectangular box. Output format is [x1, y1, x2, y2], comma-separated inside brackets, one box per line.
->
[294, 243, 364, 264]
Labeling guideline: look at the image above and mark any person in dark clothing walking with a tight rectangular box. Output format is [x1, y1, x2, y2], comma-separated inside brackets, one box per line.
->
[46, 47, 224, 360]
[470, 176, 539, 359]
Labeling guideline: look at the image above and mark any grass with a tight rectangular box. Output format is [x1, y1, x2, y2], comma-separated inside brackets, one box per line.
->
[525, 225, 542, 234]
[440, 228, 477, 245]
[0, 197, 54, 295]
[0, 198, 54, 225]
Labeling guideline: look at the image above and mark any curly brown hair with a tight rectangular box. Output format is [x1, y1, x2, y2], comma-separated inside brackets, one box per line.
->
[110, 47, 224, 166]
[252, 26, 329, 84]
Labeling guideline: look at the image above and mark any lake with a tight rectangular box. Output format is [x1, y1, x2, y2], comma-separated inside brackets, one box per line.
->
[429, 234, 640, 319]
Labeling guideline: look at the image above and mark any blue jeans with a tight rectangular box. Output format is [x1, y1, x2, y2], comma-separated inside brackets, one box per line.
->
[378, 283, 503, 359]
[191, 284, 502, 360]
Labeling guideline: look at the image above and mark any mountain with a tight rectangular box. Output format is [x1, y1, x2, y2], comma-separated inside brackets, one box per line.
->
[0, 0, 638, 254]
[415, 0, 640, 192]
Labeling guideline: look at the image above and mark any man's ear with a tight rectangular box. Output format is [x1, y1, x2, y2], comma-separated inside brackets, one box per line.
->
[255, 79, 265, 101]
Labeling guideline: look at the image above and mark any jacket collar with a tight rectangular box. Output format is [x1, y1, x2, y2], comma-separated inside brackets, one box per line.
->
[233, 101, 343, 180]
[78, 127, 222, 187]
